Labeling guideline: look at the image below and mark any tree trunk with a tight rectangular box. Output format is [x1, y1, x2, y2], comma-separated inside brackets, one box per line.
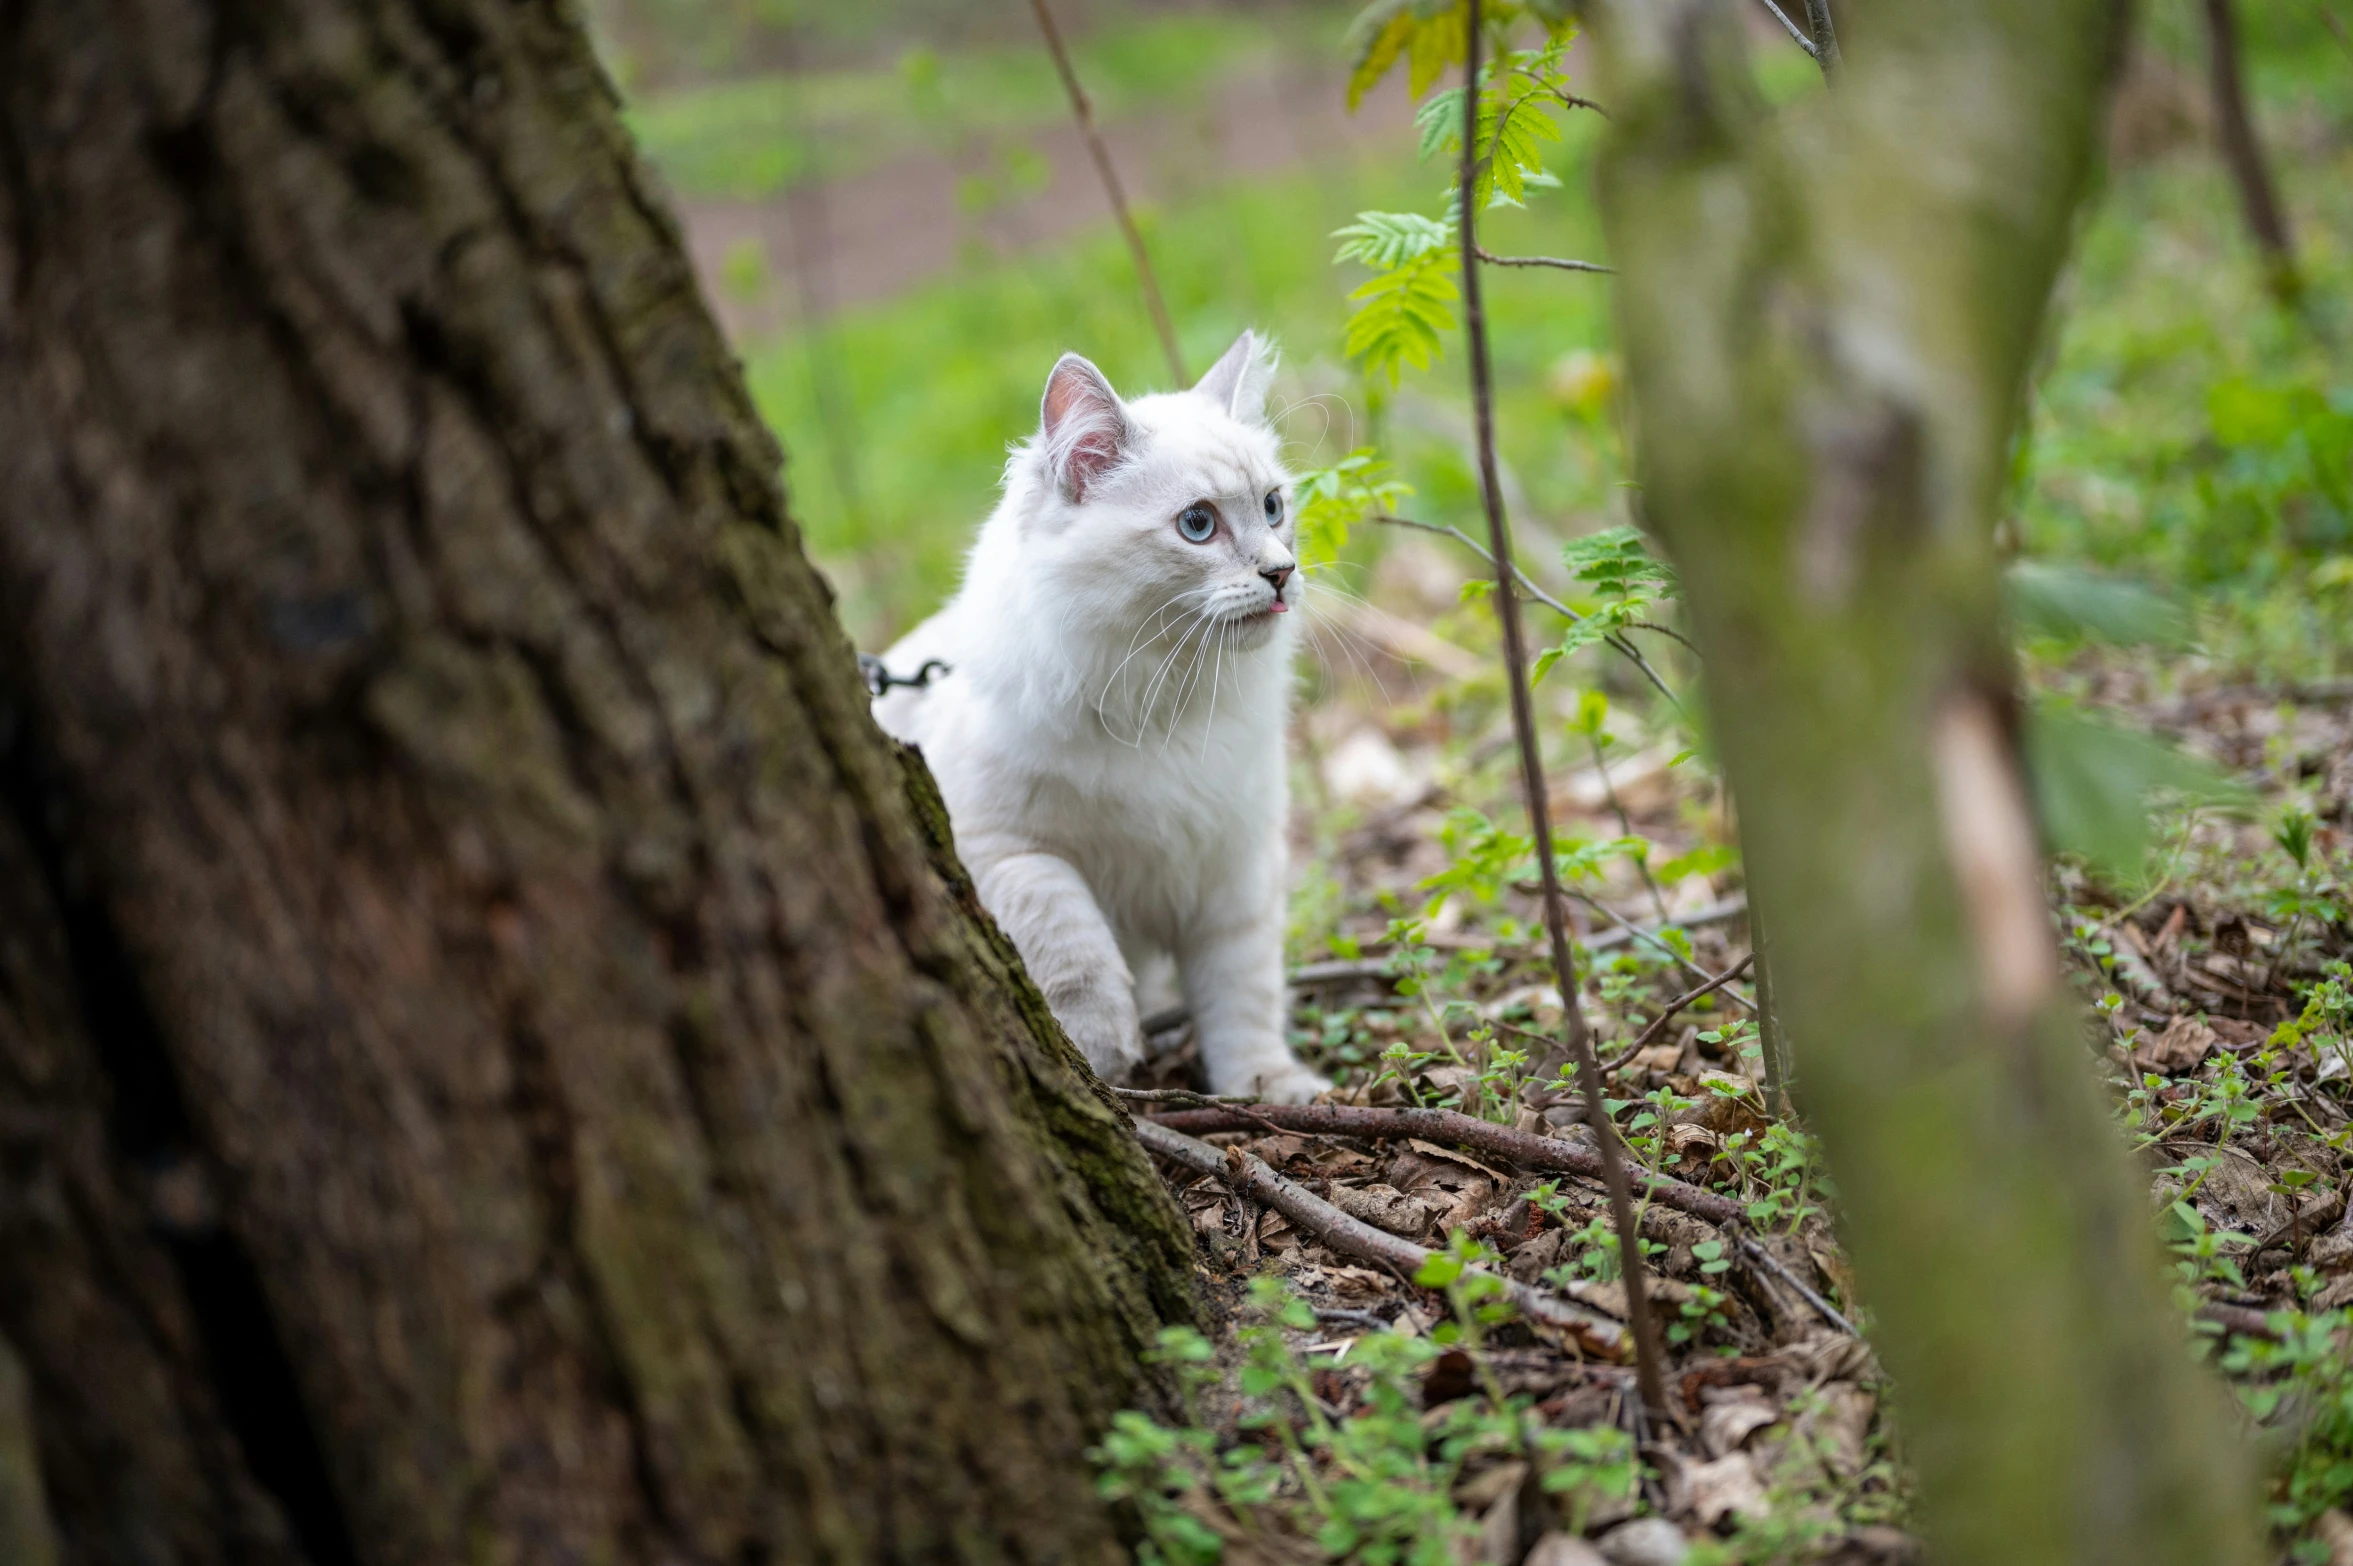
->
[0, 2, 1194, 1562]
[1582, 3, 2260, 1564]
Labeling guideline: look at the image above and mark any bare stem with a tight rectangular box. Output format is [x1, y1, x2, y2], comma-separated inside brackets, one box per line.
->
[2200, 0, 2301, 304]
[1756, 0, 1823, 61]
[1367, 512, 1682, 710]
[1027, 0, 1188, 382]
[1458, 0, 1667, 1422]
[1589, 731, 1672, 923]
[1471, 244, 1613, 274]
[1803, 0, 1843, 76]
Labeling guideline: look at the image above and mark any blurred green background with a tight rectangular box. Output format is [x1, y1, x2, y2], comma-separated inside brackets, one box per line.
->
[594, 0, 2353, 672]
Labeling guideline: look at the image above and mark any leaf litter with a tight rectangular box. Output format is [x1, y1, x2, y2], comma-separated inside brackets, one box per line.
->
[1107, 666, 2353, 1566]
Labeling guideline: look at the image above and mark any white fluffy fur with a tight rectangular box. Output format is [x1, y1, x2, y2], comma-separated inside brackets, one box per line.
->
[872, 331, 1327, 1101]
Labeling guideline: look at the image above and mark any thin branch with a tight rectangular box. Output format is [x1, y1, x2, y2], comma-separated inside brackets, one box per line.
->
[1367, 513, 1682, 709]
[1623, 620, 1700, 655]
[1563, 887, 1758, 1011]
[1802, 0, 1843, 75]
[2325, 6, 2353, 62]
[1471, 245, 1613, 274]
[1141, 1102, 1748, 1228]
[1133, 1117, 1631, 1357]
[2200, 0, 2301, 304]
[1027, 0, 1188, 382]
[1533, 85, 1611, 119]
[1587, 732, 1672, 923]
[1458, 0, 1668, 1421]
[1623, 953, 1756, 1057]
[1755, 0, 1823, 60]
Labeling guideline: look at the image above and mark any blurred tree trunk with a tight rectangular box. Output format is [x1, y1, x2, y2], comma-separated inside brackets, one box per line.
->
[0, 2, 1193, 1563]
[1583, 3, 2260, 1564]
[2200, 0, 2301, 302]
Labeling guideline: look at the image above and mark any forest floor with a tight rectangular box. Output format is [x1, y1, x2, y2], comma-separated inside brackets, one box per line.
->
[1106, 657, 2353, 1566]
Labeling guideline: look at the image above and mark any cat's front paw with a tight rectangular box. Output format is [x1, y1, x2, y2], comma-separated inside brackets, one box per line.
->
[1048, 984, 1146, 1084]
[1228, 1058, 1329, 1105]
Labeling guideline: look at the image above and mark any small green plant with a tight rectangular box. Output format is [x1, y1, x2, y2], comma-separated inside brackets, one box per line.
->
[1092, 1270, 1642, 1566]
[2222, 1311, 2353, 1541]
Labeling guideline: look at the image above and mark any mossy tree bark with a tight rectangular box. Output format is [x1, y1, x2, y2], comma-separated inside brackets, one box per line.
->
[1581, 2, 2260, 1563]
[0, 1, 1194, 1562]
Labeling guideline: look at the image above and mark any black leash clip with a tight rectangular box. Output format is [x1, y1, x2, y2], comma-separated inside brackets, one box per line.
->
[858, 654, 952, 697]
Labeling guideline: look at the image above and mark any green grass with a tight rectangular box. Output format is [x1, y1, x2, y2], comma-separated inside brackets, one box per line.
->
[744, 112, 1638, 644]
[713, 0, 2350, 665]
[624, 7, 1353, 199]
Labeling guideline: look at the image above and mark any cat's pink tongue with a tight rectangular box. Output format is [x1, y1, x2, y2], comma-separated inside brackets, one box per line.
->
[1269, 602, 1289, 614]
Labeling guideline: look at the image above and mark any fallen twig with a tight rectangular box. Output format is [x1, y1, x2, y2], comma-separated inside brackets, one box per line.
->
[1737, 1236, 1857, 1336]
[1113, 1086, 1262, 1108]
[2198, 1300, 2280, 1340]
[1134, 1117, 1630, 1359]
[1143, 1101, 1748, 1229]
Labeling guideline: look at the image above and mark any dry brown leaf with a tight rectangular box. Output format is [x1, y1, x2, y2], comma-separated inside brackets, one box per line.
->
[1594, 1517, 1691, 1566]
[1328, 1182, 1438, 1240]
[1683, 1451, 1770, 1527]
[2314, 1508, 2353, 1566]
[1524, 1534, 1610, 1566]
[1698, 1388, 1781, 1458]
[1801, 1381, 1878, 1480]
[1403, 1139, 1510, 1182]
[2133, 1016, 2218, 1074]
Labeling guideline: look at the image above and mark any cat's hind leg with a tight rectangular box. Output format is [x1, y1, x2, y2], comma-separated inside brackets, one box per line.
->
[971, 851, 1145, 1083]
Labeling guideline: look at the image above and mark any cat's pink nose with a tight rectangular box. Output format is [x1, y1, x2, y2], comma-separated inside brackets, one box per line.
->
[1260, 564, 1293, 595]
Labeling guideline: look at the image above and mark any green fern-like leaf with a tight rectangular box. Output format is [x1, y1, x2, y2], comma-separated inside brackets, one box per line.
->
[1344, 0, 1466, 108]
[1346, 6, 1417, 109]
[1562, 526, 1677, 601]
[1415, 87, 1465, 162]
[1405, 6, 1468, 97]
[1481, 89, 1562, 205]
[1342, 252, 1459, 384]
[1332, 211, 1455, 268]
[1294, 450, 1415, 568]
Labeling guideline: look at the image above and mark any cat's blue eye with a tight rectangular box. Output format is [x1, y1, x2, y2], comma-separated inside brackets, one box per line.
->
[1177, 502, 1218, 544]
[1264, 490, 1283, 523]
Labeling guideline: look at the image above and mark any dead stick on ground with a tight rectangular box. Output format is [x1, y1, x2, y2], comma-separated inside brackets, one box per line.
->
[1457, 0, 1667, 1420]
[1146, 1101, 1747, 1227]
[1737, 1236, 1857, 1336]
[1027, 0, 1187, 383]
[1133, 1117, 1629, 1359]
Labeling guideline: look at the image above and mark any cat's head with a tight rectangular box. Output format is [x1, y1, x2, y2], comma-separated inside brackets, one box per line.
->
[1009, 331, 1297, 655]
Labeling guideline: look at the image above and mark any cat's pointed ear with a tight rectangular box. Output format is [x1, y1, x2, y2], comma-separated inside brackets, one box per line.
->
[1040, 353, 1130, 503]
[1194, 330, 1277, 424]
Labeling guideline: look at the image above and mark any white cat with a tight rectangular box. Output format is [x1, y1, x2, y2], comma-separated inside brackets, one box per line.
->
[872, 332, 1329, 1103]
